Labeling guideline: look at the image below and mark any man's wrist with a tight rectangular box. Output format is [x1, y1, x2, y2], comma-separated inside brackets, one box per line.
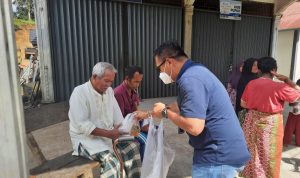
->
[161, 106, 168, 118]
[106, 129, 113, 139]
[147, 111, 152, 118]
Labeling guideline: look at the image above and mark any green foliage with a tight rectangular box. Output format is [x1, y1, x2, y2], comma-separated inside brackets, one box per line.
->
[14, 0, 35, 20]
[14, 18, 35, 29]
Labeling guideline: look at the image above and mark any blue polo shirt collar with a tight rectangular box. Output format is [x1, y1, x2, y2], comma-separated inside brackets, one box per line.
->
[176, 59, 194, 82]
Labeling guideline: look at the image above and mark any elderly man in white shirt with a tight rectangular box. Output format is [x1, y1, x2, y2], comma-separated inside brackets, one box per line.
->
[69, 62, 141, 178]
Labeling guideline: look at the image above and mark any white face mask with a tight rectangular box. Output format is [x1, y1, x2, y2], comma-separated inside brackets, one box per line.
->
[159, 62, 173, 84]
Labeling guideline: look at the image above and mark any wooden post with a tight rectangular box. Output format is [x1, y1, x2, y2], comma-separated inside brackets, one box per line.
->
[270, 15, 281, 58]
[183, 0, 195, 58]
[34, 0, 55, 103]
[0, 0, 28, 177]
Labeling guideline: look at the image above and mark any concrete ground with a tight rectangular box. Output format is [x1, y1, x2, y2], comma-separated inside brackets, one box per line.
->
[25, 97, 300, 177]
[138, 97, 193, 178]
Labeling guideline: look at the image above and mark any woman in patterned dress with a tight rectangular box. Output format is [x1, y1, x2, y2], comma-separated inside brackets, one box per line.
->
[240, 57, 300, 178]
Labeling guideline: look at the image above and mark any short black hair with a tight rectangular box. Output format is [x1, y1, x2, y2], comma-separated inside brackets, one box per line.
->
[296, 79, 300, 86]
[124, 66, 143, 80]
[258, 57, 277, 74]
[153, 41, 188, 60]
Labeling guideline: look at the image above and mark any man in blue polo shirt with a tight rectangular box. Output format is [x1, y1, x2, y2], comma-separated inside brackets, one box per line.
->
[135, 42, 250, 177]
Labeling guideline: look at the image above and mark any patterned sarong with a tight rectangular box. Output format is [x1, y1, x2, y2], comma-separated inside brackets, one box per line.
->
[78, 141, 141, 178]
[241, 110, 283, 178]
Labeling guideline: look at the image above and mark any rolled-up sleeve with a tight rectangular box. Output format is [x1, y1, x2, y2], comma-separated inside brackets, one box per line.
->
[68, 88, 96, 135]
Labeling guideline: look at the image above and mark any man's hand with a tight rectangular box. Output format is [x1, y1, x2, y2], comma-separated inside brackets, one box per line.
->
[109, 124, 126, 140]
[134, 111, 149, 121]
[134, 102, 169, 121]
[152, 102, 166, 118]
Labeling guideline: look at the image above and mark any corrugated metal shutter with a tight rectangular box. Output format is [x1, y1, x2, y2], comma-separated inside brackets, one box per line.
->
[232, 15, 272, 64]
[192, 10, 233, 84]
[48, 0, 124, 101]
[48, 0, 182, 101]
[192, 10, 272, 84]
[48, 0, 271, 101]
[127, 3, 182, 99]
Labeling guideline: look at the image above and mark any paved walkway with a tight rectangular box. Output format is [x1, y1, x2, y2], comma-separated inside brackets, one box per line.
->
[25, 97, 300, 177]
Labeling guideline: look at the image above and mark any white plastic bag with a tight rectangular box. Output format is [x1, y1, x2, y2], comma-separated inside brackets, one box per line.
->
[141, 118, 175, 178]
[119, 113, 140, 136]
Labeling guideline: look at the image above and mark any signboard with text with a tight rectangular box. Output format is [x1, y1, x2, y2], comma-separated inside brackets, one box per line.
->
[220, 0, 242, 20]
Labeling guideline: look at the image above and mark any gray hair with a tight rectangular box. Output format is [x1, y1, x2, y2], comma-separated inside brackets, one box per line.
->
[92, 62, 117, 78]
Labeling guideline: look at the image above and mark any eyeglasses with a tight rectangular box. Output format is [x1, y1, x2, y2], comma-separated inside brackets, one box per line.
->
[155, 59, 166, 72]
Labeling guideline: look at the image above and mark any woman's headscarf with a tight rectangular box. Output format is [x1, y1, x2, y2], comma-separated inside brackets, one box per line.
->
[236, 58, 259, 113]
[228, 61, 243, 90]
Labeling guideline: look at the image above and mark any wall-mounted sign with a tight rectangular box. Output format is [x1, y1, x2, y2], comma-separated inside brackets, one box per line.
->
[220, 0, 242, 20]
[116, 0, 142, 3]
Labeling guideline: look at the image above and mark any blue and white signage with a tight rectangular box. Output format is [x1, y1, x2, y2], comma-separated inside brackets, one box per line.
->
[220, 0, 242, 20]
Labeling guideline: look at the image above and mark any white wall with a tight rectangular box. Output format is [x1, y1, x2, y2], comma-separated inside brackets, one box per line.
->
[293, 30, 300, 81]
[276, 30, 294, 77]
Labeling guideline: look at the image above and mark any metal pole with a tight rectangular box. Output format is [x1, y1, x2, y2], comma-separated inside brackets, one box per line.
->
[0, 0, 28, 177]
[113, 139, 124, 178]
